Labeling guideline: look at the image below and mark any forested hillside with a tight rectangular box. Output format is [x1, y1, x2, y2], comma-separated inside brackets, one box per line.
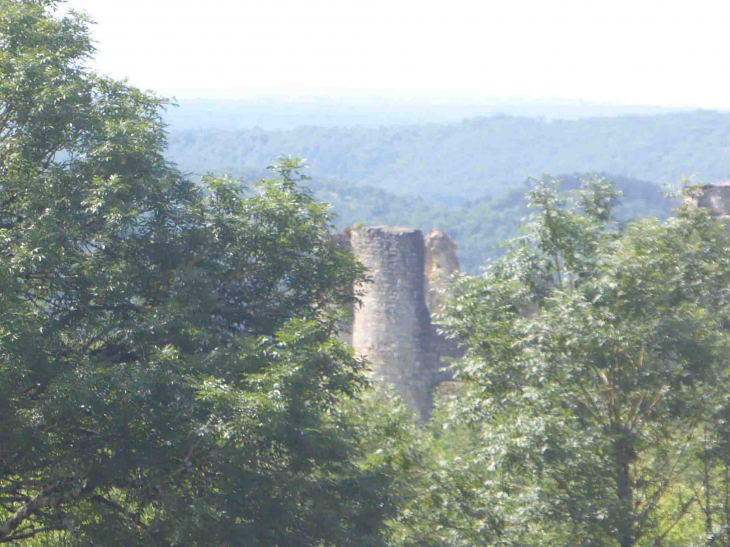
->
[166, 110, 730, 201]
[217, 167, 673, 272]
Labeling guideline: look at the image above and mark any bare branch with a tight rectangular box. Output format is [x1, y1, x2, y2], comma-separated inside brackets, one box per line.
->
[0, 481, 82, 541]
[0, 525, 67, 543]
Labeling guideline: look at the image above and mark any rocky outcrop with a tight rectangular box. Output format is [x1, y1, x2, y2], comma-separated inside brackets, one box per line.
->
[343, 226, 460, 421]
[685, 182, 730, 218]
[424, 229, 460, 315]
[423, 229, 463, 386]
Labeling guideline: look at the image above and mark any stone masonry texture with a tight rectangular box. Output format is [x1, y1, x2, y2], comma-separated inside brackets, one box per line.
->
[347, 226, 460, 421]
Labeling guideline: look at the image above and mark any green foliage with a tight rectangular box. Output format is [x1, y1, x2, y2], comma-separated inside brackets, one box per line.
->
[422, 178, 730, 546]
[190, 166, 673, 273]
[0, 3, 401, 545]
[312, 172, 672, 274]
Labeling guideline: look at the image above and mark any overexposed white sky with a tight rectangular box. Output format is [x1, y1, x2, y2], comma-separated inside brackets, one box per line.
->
[62, 0, 730, 108]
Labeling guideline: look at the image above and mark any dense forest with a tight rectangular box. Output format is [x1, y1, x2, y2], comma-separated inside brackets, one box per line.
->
[166, 110, 730, 200]
[213, 166, 673, 272]
[166, 111, 729, 271]
[5, 2, 730, 546]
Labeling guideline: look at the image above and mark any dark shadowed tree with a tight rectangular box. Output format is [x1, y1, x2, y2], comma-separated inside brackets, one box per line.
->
[0, 2, 402, 545]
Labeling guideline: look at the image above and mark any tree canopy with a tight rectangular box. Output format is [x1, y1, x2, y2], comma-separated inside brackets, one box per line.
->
[0, 2, 400, 545]
[414, 179, 730, 545]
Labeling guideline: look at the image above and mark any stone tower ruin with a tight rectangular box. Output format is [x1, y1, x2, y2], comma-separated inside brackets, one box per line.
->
[341, 226, 460, 421]
[339, 185, 730, 419]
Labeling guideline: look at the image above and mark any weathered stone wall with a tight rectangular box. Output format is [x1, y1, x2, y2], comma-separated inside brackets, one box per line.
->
[424, 229, 460, 315]
[423, 230, 463, 386]
[346, 226, 460, 420]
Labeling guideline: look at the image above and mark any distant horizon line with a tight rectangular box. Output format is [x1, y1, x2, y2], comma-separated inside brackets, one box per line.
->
[151, 94, 730, 113]
[159, 94, 729, 113]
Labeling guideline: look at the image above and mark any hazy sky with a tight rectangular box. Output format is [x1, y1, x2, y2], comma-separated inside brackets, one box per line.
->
[62, 0, 730, 108]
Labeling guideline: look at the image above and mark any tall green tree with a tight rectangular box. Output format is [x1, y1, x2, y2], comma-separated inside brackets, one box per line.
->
[432, 178, 730, 546]
[0, 2, 399, 545]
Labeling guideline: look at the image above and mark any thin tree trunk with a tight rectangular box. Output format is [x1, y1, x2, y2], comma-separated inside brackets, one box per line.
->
[705, 427, 714, 537]
[724, 445, 730, 545]
[615, 434, 636, 547]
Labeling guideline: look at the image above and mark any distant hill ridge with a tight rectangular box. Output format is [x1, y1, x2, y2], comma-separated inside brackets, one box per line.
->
[164, 97, 699, 131]
[174, 165, 671, 273]
[166, 110, 730, 200]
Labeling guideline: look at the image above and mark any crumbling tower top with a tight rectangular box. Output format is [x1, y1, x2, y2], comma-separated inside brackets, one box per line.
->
[685, 182, 730, 218]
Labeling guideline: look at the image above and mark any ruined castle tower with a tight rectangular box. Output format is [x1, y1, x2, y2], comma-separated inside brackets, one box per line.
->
[342, 187, 730, 419]
[347, 226, 459, 421]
